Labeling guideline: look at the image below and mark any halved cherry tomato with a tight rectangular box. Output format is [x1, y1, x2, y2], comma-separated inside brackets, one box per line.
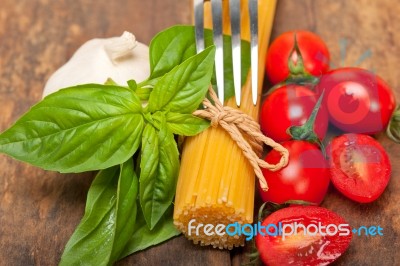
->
[260, 140, 330, 205]
[256, 206, 352, 266]
[328, 133, 391, 203]
[315, 67, 396, 134]
[260, 85, 328, 142]
[266, 30, 330, 84]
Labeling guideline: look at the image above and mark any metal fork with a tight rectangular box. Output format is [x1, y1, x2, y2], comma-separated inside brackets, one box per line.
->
[193, 0, 258, 107]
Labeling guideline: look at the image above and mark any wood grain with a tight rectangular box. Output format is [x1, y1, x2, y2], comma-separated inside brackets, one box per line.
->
[0, 0, 399, 265]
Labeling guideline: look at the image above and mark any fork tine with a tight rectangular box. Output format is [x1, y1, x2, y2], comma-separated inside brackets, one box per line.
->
[229, 0, 242, 107]
[249, 0, 259, 105]
[194, 0, 205, 53]
[196, 0, 257, 106]
[210, 0, 225, 104]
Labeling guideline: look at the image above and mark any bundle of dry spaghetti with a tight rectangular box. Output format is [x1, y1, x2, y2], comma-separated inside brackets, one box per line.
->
[173, 0, 283, 249]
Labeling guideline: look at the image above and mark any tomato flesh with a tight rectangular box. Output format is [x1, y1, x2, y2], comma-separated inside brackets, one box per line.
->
[260, 85, 328, 142]
[328, 133, 391, 203]
[316, 67, 396, 134]
[266, 31, 330, 84]
[260, 141, 330, 205]
[256, 206, 352, 266]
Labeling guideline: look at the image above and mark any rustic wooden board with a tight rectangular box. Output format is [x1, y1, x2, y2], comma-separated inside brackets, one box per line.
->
[0, 0, 399, 265]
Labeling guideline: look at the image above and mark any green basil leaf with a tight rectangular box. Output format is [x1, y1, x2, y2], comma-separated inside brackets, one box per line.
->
[119, 205, 180, 259]
[147, 25, 250, 102]
[0, 84, 144, 172]
[139, 123, 160, 183]
[110, 159, 139, 262]
[148, 111, 164, 131]
[149, 25, 197, 79]
[127, 79, 137, 90]
[60, 166, 119, 266]
[147, 45, 215, 114]
[140, 120, 180, 229]
[135, 86, 152, 101]
[60, 159, 139, 266]
[166, 112, 210, 136]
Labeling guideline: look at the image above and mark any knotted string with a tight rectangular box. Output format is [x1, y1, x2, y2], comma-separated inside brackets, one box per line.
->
[193, 87, 289, 191]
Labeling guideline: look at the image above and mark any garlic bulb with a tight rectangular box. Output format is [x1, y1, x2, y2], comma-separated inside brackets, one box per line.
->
[42, 31, 150, 97]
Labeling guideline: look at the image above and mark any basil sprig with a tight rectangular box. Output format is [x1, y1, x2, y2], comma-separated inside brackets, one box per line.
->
[0, 25, 250, 265]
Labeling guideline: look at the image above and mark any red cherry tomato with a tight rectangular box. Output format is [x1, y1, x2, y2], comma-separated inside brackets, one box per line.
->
[256, 206, 352, 266]
[328, 133, 391, 203]
[266, 30, 330, 84]
[260, 141, 330, 205]
[316, 67, 396, 134]
[259, 85, 328, 142]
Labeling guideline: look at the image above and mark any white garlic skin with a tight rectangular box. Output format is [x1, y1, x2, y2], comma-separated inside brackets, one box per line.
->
[42, 31, 150, 98]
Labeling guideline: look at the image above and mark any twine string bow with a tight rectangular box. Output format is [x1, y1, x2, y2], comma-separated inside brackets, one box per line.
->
[193, 87, 289, 191]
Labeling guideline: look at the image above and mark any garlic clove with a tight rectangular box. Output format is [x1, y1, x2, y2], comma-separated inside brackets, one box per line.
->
[42, 32, 150, 98]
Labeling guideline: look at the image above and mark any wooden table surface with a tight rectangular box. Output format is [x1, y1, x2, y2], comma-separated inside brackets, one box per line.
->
[0, 0, 399, 265]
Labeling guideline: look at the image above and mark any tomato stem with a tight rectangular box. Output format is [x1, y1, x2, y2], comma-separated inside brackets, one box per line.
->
[288, 33, 307, 76]
[287, 91, 326, 155]
[387, 105, 400, 143]
[285, 33, 320, 84]
[266, 34, 321, 96]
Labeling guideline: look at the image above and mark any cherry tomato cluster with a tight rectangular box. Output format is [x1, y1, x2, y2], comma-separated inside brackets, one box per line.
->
[256, 30, 396, 266]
